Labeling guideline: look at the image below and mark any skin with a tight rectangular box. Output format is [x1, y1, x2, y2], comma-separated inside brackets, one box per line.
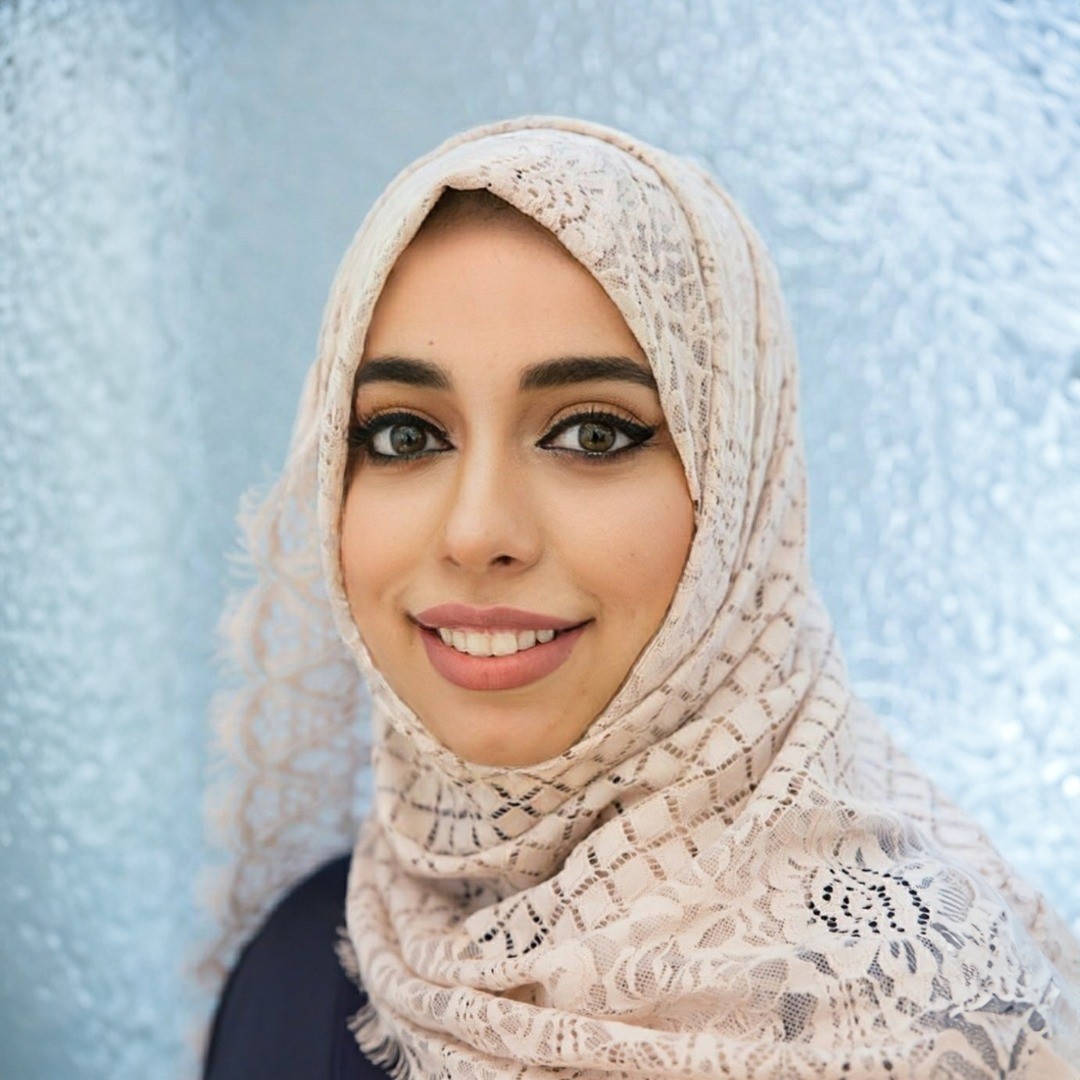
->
[340, 215, 695, 767]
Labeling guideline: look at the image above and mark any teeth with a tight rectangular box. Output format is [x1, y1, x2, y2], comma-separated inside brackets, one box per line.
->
[435, 627, 560, 657]
[491, 631, 519, 656]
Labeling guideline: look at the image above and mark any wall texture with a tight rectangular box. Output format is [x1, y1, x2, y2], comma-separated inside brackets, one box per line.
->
[2, 1, 1078, 1077]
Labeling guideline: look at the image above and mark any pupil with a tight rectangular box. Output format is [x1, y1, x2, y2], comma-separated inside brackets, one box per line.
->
[579, 422, 616, 453]
[390, 424, 424, 454]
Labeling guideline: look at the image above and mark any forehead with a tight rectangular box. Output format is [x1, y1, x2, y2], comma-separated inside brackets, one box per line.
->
[361, 218, 649, 372]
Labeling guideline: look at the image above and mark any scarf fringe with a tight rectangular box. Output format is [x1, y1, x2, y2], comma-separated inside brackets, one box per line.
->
[347, 999, 411, 1080]
[336, 929, 411, 1080]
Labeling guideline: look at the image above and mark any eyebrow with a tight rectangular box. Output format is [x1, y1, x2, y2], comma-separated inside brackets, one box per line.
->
[354, 355, 656, 392]
[354, 357, 450, 389]
[520, 355, 656, 391]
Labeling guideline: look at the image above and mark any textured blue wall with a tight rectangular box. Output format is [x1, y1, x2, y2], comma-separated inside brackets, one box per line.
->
[2, 2, 1078, 1077]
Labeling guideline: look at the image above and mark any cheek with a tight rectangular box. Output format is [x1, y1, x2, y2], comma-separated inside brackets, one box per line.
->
[339, 489, 372, 614]
[552, 459, 694, 619]
[340, 480, 420, 614]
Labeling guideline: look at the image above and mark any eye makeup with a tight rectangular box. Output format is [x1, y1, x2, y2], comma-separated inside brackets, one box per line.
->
[349, 410, 450, 462]
[538, 409, 655, 458]
[348, 406, 657, 466]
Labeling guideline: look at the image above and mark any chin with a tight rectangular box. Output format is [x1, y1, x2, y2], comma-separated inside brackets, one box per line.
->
[424, 702, 582, 768]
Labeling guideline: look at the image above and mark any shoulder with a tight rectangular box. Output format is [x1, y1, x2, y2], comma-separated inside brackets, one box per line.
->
[240, 855, 353, 972]
[203, 853, 377, 1080]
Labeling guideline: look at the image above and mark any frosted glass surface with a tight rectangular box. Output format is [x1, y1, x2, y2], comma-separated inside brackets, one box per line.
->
[2, 1, 1077, 1077]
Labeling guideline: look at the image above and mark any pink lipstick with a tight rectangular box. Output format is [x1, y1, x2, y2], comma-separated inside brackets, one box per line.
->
[412, 604, 589, 692]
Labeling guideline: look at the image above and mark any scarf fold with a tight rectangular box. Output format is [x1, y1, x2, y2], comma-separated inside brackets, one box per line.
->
[206, 116, 1080, 1078]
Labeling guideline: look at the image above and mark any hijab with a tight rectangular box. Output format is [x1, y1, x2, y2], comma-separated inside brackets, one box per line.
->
[203, 117, 1080, 1077]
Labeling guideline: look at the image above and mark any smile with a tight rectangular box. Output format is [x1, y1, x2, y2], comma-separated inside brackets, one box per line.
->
[434, 627, 557, 656]
[412, 604, 589, 691]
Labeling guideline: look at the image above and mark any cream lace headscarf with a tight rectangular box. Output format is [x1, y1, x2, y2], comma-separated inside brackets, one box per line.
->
[203, 117, 1080, 1077]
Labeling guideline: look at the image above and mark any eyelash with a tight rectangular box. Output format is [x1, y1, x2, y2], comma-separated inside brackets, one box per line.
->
[348, 409, 656, 465]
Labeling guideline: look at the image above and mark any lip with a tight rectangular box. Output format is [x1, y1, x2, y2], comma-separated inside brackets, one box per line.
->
[412, 604, 591, 692]
[417, 621, 588, 692]
[413, 603, 583, 633]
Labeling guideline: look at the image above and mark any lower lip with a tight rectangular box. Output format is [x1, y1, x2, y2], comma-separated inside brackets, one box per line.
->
[418, 624, 587, 692]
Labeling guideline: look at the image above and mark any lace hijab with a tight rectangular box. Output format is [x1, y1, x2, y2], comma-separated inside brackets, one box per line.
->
[203, 117, 1080, 1077]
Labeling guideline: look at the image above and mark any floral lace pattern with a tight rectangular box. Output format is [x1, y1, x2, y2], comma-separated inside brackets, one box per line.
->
[202, 118, 1080, 1077]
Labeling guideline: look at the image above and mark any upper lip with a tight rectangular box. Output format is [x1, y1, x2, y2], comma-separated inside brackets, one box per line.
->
[413, 603, 586, 632]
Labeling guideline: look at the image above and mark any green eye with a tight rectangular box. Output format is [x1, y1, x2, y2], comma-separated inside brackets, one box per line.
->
[541, 411, 654, 458]
[351, 412, 451, 461]
[379, 423, 428, 456]
[553, 420, 624, 454]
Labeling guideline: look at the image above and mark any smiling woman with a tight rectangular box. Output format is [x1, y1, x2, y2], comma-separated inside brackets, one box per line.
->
[340, 196, 694, 766]
[199, 118, 1080, 1079]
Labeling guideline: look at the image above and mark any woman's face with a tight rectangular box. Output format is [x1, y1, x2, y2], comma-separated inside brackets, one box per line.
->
[340, 214, 695, 767]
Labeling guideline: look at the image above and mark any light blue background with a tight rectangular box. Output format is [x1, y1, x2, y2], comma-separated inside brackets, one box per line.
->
[2, 2, 1078, 1077]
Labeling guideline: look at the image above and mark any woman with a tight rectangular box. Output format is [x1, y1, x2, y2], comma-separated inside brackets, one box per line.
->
[200, 117, 1080, 1077]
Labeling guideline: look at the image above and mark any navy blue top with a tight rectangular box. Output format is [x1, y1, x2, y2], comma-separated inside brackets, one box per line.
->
[203, 854, 393, 1079]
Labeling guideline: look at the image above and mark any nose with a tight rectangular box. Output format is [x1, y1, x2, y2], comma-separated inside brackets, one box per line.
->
[439, 443, 541, 573]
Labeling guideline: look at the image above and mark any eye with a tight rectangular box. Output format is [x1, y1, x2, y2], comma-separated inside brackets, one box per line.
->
[540, 411, 655, 458]
[372, 422, 435, 457]
[350, 411, 451, 462]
